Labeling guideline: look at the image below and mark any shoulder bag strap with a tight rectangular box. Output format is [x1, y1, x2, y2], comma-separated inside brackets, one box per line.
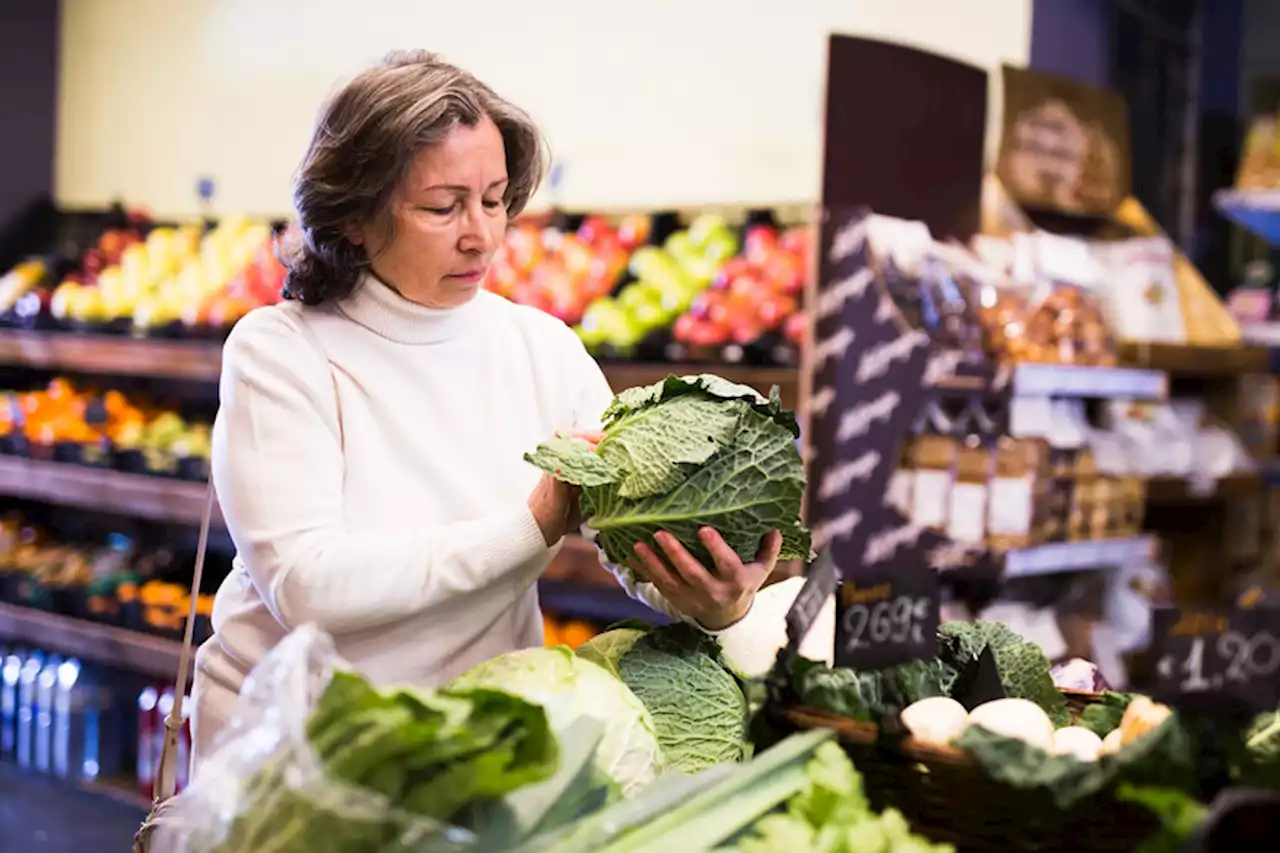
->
[151, 476, 217, 804]
[151, 309, 339, 804]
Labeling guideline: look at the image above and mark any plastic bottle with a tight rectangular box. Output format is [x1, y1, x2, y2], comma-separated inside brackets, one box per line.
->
[1, 648, 21, 758]
[53, 658, 102, 781]
[136, 684, 159, 798]
[35, 653, 62, 773]
[16, 650, 44, 768]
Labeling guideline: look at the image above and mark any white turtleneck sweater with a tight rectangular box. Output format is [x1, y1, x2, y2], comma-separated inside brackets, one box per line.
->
[192, 274, 693, 761]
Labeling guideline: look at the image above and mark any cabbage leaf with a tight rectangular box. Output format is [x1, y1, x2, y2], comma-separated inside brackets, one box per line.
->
[615, 625, 748, 774]
[525, 374, 811, 573]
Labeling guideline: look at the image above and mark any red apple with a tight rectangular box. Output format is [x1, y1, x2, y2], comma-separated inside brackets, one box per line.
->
[690, 320, 728, 347]
[778, 226, 810, 257]
[673, 313, 699, 342]
[577, 216, 613, 246]
[762, 252, 805, 296]
[560, 235, 594, 279]
[81, 248, 106, 277]
[710, 257, 752, 292]
[98, 230, 127, 260]
[727, 269, 765, 304]
[504, 225, 544, 273]
[207, 295, 254, 329]
[784, 311, 808, 345]
[757, 294, 798, 329]
[743, 225, 778, 264]
[616, 214, 652, 249]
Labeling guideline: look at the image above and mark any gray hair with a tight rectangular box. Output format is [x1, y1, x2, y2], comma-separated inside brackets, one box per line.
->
[280, 49, 547, 305]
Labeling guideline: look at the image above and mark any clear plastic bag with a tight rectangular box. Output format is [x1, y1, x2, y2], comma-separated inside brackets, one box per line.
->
[139, 625, 482, 853]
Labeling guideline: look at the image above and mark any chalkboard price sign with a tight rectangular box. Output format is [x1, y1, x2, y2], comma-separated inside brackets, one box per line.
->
[835, 562, 940, 670]
[785, 550, 840, 653]
[1148, 605, 1280, 716]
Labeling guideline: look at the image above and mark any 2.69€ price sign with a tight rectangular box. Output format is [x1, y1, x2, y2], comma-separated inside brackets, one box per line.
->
[1148, 605, 1280, 716]
[835, 563, 940, 670]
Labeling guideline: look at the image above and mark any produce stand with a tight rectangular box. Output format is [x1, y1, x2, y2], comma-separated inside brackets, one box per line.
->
[776, 705, 1157, 853]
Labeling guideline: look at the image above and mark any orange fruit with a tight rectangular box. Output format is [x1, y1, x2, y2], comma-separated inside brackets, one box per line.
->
[559, 620, 596, 650]
[542, 615, 562, 647]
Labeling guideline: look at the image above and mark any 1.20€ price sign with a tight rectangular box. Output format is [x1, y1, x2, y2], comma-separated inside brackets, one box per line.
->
[1148, 605, 1280, 716]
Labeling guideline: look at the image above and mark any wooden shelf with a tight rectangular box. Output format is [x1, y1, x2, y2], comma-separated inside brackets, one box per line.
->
[0, 330, 1275, 389]
[0, 331, 803, 404]
[1117, 341, 1272, 376]
[0, 330, 223, 380]
[0, 456, 221, 527]
[599, 361, 799, 396]
[0, 573, 665, 683]
[0, 602, 183, 680]
[1146, 472, 1263, 504]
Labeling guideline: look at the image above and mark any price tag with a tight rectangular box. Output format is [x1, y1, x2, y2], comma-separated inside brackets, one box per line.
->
[835, 562, 939, 670]
[1148, 605, 1280, 716]
[785, 550, 840, 653]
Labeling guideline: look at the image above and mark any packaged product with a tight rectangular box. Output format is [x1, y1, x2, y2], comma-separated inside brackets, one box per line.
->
[1091, 236, 1187, 344]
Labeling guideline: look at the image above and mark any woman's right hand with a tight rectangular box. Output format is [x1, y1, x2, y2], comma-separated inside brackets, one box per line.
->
[527, 430, 605, 546]
[528, 475, 580, 546]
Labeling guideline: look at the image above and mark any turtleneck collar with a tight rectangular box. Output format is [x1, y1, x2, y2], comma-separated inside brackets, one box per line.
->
[336, 272, 483, 345]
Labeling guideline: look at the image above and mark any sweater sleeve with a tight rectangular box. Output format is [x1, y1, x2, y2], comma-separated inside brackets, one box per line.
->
[563, 334, 747, 633]
[212, 309, 550, 636]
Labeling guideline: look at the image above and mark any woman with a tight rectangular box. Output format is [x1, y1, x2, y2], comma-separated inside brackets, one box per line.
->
[191, 49, 782, 771]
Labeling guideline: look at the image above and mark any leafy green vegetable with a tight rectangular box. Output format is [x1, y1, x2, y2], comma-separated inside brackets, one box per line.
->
[938, 621, 1070, 727]
[525, 766, 740, 853]
[594, 729, 835, 852]
[450, 646, 663, 795]
[730, 741, 954, 853]
[955, 715, 1196, 809]
[791, 660, 885, 722]
[616, 624, 748, 773]
[1245, 707, 1280, 763]
[465, 717, 618, 847]
[789, 656, 955, 723]
[1116, 785, 1207, 853]
[208, 671, 561, 852]
[577, 628, 648, 678]
[1077, 692, 1135, 738]
[525, 374, 811, 573]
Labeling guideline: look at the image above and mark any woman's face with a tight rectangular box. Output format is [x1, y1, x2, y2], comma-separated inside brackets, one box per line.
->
[358, 116, 509, 308]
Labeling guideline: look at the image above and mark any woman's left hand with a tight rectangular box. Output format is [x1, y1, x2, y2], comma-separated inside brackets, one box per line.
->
[632, 528, 783, 632]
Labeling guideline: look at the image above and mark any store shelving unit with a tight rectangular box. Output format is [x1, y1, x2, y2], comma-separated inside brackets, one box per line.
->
[0, 601, 181, 680]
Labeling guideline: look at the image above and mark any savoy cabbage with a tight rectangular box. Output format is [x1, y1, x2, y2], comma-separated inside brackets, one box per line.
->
[525, 374, 811, 573]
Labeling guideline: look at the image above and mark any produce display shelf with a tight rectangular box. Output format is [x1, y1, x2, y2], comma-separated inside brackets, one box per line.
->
[0, 579, 666, 684]
[3, 330, 1274, 398]
[0, 455, 219, 527]
[1009, 362, 1167, 400]
[1002, 535, 1156, 578]
[0, 330, 800, 392]
[0, 601, 183, 680]
[0, 330, 223, 381]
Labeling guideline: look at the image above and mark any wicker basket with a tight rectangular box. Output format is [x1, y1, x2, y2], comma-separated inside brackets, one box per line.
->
[779, 690, 1159, 853]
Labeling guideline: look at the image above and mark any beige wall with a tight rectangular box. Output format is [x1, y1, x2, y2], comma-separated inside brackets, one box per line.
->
[56, 0, 1032, 218]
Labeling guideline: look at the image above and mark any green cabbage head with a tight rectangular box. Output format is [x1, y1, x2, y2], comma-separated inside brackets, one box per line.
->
[449, 646, 662, 796]
[525, 374, 812, 574]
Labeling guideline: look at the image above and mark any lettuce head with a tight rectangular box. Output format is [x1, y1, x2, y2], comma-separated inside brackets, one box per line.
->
[450, 646, 663, 796]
